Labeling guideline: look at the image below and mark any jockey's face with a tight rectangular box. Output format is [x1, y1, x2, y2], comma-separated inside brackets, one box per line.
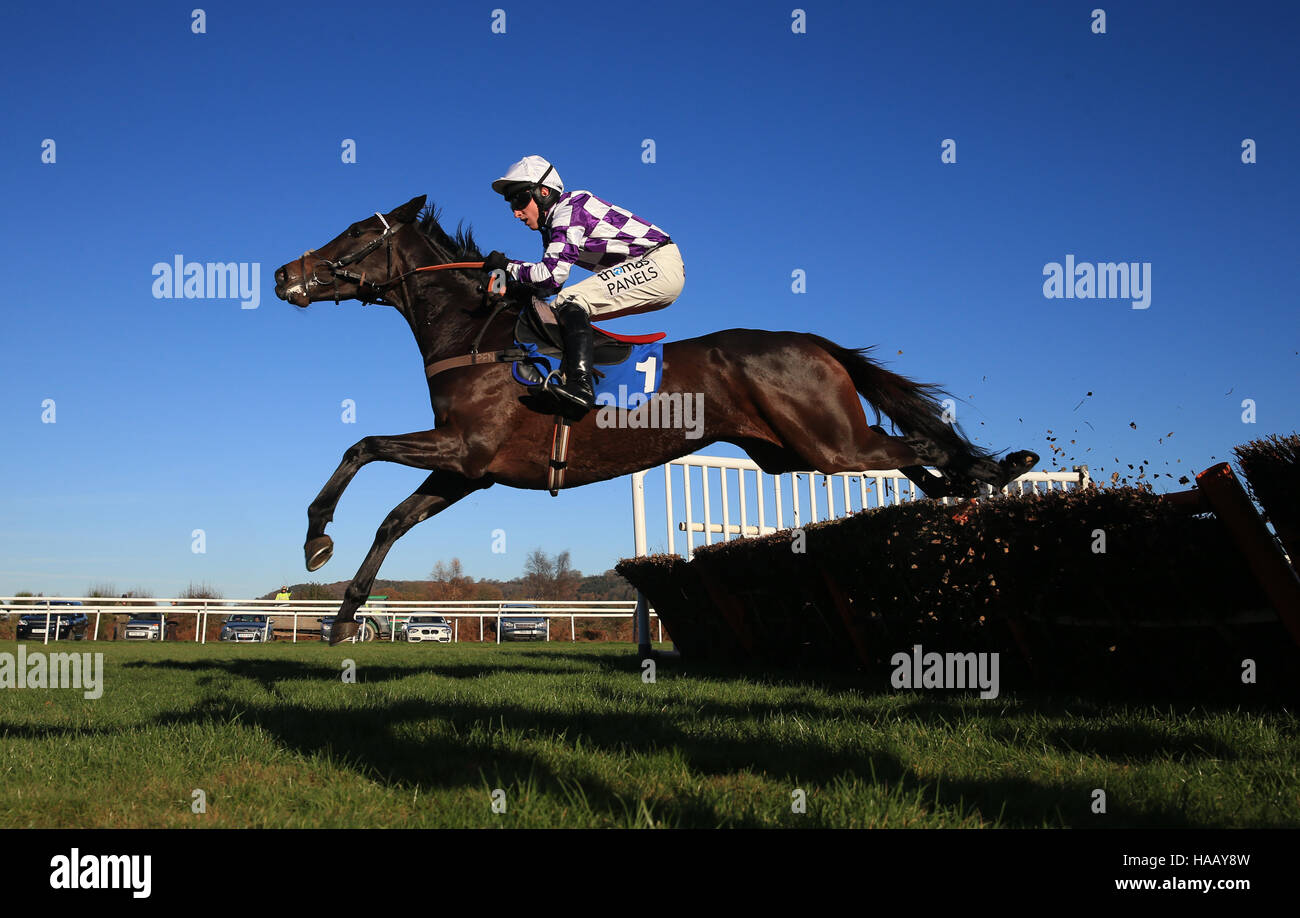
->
[513, 197, 540, 230]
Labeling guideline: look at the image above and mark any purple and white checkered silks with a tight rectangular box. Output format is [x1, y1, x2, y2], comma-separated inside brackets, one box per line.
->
[506, 191, 671, 295]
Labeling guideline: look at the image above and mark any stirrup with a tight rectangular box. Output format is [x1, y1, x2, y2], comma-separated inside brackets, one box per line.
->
[527, 376, 591, 420]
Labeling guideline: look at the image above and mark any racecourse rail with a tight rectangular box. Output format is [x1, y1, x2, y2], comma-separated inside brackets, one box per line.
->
[0, 598, 658, 645]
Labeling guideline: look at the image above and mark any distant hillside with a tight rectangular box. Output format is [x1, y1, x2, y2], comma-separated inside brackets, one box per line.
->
[260, 570, 636, 603]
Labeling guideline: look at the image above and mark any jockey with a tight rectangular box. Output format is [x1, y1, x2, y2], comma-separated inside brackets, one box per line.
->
[483, 155, 684, 417]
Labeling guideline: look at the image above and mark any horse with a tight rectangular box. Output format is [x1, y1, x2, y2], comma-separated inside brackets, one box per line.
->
[273, 195, 1038, 644]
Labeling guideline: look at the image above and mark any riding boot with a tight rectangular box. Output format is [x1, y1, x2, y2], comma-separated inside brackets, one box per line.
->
[530, 300, 596, 418]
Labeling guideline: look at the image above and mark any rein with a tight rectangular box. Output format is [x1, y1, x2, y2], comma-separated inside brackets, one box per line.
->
[402, 262, 517, 380]
[299, 216, 517, 378]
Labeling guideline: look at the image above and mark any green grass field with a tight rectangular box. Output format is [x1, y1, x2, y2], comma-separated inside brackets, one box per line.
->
[0, 641, 1296, 828]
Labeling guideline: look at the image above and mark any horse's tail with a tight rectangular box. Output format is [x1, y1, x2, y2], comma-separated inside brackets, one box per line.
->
[813, 336, 997, 466]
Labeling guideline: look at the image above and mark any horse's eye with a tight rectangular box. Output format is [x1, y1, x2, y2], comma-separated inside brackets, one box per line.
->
[348, 226, 362, 238]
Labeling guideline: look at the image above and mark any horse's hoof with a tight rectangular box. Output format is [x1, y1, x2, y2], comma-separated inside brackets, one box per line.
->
[328, 620, 359, 646]
[1003, 450, 1040, 480]
[900, 465, 967, 499]
[305, 536, 334, 572]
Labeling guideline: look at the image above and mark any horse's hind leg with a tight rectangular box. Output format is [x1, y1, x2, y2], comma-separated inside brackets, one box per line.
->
[328, 470, 490, 645]
[736, 354, 973, 499]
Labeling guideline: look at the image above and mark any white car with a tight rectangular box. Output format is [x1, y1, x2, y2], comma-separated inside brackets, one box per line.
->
[403, 615, 453, 643]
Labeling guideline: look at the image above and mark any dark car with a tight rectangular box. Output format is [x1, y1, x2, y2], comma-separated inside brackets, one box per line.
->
[499, 604, 548, 642]
[121, 611, 178, 641]
[219, 613, 272, 642]
[16, 602, 88, 641]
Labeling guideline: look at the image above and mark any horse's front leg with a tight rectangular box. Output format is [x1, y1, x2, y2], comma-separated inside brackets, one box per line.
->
[305, 429, 482, 571]
[327, 470, 491, 644]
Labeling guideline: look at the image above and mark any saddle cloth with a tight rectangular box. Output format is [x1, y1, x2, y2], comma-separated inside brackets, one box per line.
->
[510, 300, 666, 407]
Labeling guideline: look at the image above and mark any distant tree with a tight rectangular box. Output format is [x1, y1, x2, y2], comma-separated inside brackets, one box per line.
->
[577, 569, 637, 601]
[521, 549, 581, 600]
[179, 582, 223, 600]
[429, 558, 475, 601]
[473, 580, 504, 601]
[521, 549, 554, 598]
[498, 579, 529, 601]
[86, 582, 118, 599]
[115, 586, 155, 608]
[554, 551, 581, 600]
[295, 582, 335, 601]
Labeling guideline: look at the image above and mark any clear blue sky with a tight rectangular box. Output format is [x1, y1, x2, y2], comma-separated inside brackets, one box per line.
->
[2, 1, 1296, 599]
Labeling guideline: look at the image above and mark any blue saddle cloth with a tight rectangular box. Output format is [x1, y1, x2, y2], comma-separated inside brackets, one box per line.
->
[511, 339, 665, 407]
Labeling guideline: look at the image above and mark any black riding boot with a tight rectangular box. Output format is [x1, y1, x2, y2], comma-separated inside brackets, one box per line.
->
[531, 300, 596, 417]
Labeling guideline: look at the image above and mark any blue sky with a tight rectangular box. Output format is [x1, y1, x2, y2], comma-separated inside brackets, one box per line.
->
[2, 1, 1296, 599]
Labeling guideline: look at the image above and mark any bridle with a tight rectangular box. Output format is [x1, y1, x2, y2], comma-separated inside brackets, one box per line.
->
[296, 211, 408, 306]
[295, 210, 516, 377]
[296, 212, 507, 307]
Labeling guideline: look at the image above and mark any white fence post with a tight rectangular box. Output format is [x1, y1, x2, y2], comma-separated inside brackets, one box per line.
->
[630, 454, 1089, 563]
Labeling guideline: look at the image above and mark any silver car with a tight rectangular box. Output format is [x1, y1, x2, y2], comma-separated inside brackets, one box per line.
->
[499, 606, 548, 642]
[122, 612, 176, 641]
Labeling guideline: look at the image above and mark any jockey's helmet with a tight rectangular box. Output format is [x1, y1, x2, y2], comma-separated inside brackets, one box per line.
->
[492, 155, 564, 217]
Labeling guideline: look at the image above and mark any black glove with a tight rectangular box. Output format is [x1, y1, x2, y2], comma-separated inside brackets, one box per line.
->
[482, 251, 509, 274]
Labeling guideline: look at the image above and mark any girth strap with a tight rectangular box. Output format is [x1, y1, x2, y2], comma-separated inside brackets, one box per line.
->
[547, 417, 572, 497]
[425, 349, 517, 378]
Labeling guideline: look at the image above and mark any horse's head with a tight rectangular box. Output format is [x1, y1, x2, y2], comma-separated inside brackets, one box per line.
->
[274, 195, 428, 308]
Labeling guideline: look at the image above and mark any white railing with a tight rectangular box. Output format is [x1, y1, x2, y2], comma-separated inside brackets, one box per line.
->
[0, 597, 659, 645]
[632, 455, 1089, 560]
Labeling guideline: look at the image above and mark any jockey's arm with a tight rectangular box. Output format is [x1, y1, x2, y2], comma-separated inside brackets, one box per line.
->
[506, 211, 584, 295]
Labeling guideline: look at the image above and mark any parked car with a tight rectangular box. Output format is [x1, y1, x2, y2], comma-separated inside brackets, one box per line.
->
[402, 615, 453, 643]
[219, 613, 272, 642]
[16, 602, 88, 641]
[121, 611, 178, 641]
[499, 604, 548, 642]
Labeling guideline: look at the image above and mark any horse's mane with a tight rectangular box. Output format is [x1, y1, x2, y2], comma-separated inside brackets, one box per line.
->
[417, 204, 482, 261]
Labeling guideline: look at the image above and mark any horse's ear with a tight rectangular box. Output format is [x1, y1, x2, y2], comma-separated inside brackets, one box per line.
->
[389, 195, 427, 225]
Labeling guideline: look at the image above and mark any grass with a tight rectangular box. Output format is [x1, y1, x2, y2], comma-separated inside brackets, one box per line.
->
[0, 641, 1296, 828]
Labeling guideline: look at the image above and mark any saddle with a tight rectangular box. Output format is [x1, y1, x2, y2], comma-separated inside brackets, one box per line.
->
[511, 298, 665, 386]
[512, 300, 667, 498]
[423, 296, 668, 498]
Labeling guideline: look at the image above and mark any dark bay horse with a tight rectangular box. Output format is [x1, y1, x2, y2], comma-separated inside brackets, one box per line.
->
[273, 195, 1037, 644]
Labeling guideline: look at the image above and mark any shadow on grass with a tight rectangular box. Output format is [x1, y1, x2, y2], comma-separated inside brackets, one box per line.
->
[8, 694, 1283, 828]
[121, 657, 595, 693]
[9, 648, 1294, 827]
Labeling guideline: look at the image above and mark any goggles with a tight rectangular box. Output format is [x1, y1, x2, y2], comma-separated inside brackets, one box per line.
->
[507, 188, 533, 211]
[505, 163, 556, 213]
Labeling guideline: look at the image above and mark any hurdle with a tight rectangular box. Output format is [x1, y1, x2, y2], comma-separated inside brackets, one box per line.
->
[629, 454, 1089, 658]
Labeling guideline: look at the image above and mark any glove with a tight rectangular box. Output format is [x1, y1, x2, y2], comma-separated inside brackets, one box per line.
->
[482, 251, 509, 274]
